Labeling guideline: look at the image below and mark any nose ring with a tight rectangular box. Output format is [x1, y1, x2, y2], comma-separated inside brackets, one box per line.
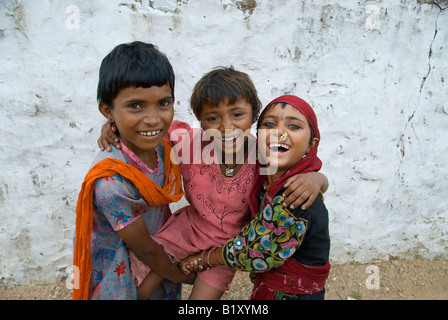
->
[279, 131, 288, 142]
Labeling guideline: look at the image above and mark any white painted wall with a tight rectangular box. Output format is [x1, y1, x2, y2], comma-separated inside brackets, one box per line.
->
[0, 0, 447, 285]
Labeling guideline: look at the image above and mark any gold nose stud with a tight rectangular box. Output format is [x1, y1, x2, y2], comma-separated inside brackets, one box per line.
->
[279, 131, 288, 142]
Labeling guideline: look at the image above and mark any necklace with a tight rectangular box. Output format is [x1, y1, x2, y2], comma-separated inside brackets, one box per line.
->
[222, 150, 247, 177]
[224, 163, 237, 177]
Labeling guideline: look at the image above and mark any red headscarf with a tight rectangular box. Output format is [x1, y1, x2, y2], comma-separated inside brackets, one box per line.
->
[250, 95, 322, 218]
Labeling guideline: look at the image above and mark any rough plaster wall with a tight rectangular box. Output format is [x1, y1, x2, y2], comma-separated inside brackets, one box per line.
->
[0, 0, 446, 285]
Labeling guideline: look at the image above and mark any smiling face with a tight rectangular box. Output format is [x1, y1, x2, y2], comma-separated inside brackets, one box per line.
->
[199, 98, 253, 159]
[99, 85, 174, 166]
[258, 103, 318, 179]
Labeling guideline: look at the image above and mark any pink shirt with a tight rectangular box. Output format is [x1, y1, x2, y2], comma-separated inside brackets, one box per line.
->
[154, 121, 257, 260]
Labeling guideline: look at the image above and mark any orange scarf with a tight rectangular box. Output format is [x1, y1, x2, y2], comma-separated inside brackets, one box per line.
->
[72, 140, 183, 300]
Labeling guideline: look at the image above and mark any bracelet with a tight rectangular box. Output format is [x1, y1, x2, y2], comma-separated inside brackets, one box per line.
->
[206, 248, 215, 268]
[197, 256, 204, 271]
[207, 249, 213, 268]
[198, 248, 219, 270]
[200, 250, 211, 270]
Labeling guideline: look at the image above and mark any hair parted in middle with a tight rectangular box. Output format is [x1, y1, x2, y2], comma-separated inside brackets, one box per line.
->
[190, 66, 262, 123]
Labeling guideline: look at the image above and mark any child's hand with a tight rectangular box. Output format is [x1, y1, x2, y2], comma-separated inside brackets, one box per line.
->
[282, 172, 326, 210]
[180, 253, 203, 275]
[97, 121, 120, 152]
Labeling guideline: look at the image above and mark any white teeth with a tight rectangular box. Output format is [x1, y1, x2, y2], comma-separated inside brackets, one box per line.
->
[221, 136, 238, 141]
[269, 143, 290, 150]
[139, 130, 161, 136]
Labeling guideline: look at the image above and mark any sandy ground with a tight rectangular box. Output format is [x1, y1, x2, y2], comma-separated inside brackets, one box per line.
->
[1, 259, 447, 300]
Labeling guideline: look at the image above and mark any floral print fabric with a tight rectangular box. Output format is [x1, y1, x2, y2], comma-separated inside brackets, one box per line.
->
[87, 141, 180, 300]
[222, 194, 308, 272]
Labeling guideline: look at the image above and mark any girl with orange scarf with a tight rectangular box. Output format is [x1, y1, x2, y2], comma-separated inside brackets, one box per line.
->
[73, 42, 194, 300]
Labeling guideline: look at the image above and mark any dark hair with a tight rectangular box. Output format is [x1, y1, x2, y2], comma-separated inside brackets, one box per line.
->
[190, 66, 261, 123]
[97, 41, 175, 107]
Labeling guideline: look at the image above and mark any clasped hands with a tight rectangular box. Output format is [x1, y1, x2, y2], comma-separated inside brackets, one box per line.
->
[180, 248, 218, 275]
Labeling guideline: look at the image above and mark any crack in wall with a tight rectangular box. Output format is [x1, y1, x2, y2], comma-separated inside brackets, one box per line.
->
[5, 0, 29, 40]
[394, 2, 445, 190]
[419, 5, 445, 93]
[396, 4, 445, 160]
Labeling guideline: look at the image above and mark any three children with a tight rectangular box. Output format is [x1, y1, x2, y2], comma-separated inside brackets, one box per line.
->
[75, 41, 330, 300]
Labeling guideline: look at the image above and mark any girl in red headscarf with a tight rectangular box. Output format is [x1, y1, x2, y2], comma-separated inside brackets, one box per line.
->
[181, 95, 331, 300]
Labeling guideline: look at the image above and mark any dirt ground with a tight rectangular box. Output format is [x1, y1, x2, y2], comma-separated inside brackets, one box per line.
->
[1, 259, 447, 300]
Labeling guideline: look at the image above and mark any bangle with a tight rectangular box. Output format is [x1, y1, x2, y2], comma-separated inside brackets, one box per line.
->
[200, 250, 211, 269]
[206, 248, 214, 268]
[213, 247, 219, 266]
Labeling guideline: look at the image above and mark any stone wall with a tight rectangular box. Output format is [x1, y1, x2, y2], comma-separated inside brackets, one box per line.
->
[0, 0, 446, 285]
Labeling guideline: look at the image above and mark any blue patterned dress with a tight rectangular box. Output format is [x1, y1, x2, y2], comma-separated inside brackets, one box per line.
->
[87, 141, 181, 300]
